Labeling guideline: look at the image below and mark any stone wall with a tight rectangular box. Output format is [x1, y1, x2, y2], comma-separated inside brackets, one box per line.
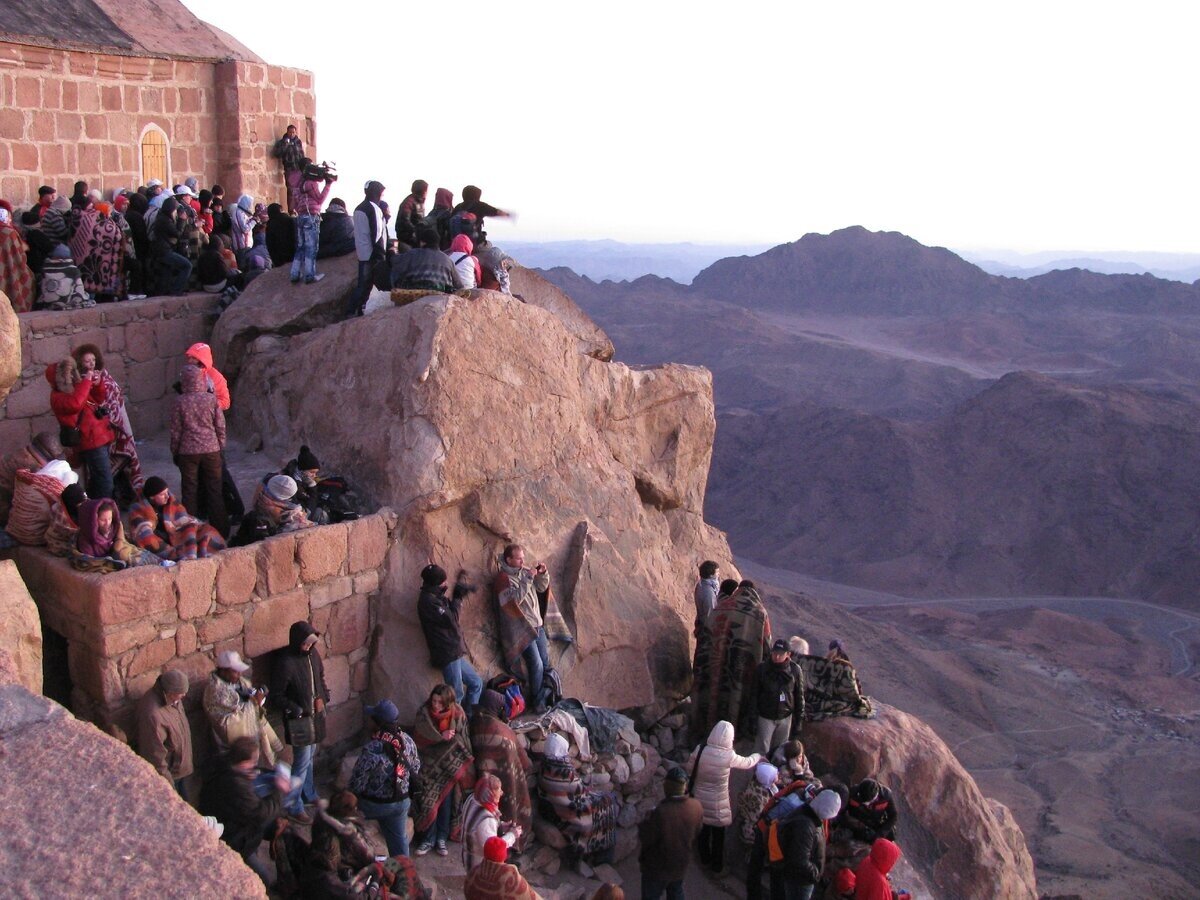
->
[12, 512, 394, 757]
[0, 41, 314, 211]
[0, 294, 220, 456]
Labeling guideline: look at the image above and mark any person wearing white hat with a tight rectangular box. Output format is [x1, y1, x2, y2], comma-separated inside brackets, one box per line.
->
[203, 648, 285, 770]
[767, 788, 842, 900]
[251, 472, 314, 533]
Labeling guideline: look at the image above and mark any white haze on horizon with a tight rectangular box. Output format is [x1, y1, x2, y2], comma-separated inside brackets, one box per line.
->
[181, 0, 1200, 255]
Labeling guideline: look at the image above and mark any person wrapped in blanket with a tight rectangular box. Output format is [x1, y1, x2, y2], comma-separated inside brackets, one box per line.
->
[71, 497, 161, 572]
[536, 732, 620, 869]
[128, 475, 226, 561]
[280, 445, 360, 525]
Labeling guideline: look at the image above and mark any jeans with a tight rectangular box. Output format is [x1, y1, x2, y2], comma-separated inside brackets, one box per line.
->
[418, 792, 454, 845]
[345, 258, 376, 317]
[179, 451, 227, 537]
[768, 873, 814, 900]
[641, 875, 685, 900]
[358, 796, 411, 857]
[754, 716, 792, 757]
[154, 250, 192, 295]
[290, 214, 320, 281]
[80, 444, 113, 499]
[442, 656, 483, 714]
[291, 742, 318, 810]
[521, 627, 550, 710]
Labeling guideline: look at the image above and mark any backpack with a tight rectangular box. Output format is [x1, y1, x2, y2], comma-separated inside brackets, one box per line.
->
[542, 667, 563, 708]
[486, 674, 526, 719]
[448, 211, 479, 244]
[348, 738, 397, 802]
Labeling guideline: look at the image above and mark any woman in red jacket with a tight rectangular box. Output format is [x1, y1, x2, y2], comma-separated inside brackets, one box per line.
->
[47, 356, 114, 499]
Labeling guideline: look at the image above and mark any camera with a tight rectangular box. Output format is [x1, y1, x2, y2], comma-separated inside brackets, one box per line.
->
[303, 160, 337, 181]
[236, 684, 256, 701]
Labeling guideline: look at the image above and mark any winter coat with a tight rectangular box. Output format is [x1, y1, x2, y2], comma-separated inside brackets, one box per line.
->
[417, 582, 469, 668]
[685, 721, 762, 826]
[770, 806, 825, 885]
[203, 672, 283, 765]
[753, 658, 806, 727]
[638, 794, 704, 883]
[47, 362, 113, 451]
[493, 558, 549, 632]
[694, 575, 719, 632]
[847, 782, 898, 841]
[853, 838, 902, 900]
[198, 758, 283, 858]
[461, 795, 515, 872]
[136, 684, 194, 781]
[184, 342, 231, 411]
[271, 621, 330, 746]
[253, 475, 314, 532]
[170, 365, 225, 456]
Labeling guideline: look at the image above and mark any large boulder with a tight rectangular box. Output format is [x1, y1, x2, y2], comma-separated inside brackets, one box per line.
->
[509, 266, 614, 361]
[210, 253, 359, 381]
[0, 561, 42, 694]
[804, 703, 1038, 900]
[233, 291, 728, 715]
[0, 667, 264, 898]
[0, 291, 19, 405]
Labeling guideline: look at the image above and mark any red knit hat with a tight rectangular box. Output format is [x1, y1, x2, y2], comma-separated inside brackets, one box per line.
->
[483, 836, 508, 863]
[834, 868, 856, 895]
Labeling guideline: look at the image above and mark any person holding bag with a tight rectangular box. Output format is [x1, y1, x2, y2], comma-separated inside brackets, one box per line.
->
[271, 620, 330, 825]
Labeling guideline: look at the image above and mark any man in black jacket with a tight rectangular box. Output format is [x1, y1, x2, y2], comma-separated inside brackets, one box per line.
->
[768, 789, 841, 900]
[752, 639, 806, 755]
[844, 778, 899, 842]
[271, 620, 330, 824]
[417, 564, 483, 714]
[199, 736, 291, 885]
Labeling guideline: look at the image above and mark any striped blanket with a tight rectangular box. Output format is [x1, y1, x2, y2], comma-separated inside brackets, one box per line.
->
[536, 757, 619, 856]
[796, 655, 874, 720]
[700, 586, 772, 737]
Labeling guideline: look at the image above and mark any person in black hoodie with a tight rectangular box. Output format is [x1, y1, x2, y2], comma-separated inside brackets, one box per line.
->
[317, 199, 356, 258]
[842, 778, 898, 843]
[199, 736, 291, 886]
[272, 621, 331, 824]
[416, 564, 483, 714]
[265, 202, 296, 266]
[768, 789, 841, 900]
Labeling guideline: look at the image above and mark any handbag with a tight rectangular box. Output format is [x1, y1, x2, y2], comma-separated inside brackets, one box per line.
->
[59, 408, 85, 448]
[687, 745, 706, 797]
[284, 713, 318, 747]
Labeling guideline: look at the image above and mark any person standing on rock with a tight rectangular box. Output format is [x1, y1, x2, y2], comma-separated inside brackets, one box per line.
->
[135, 669, 193, 798]
[493, 544, 551, 711]
[686, 719, 763, 874]
[170, 364, 228, 538]
[694, 561, 721, 637]
[272, 621, 330, 825]
[418, 564, 484, 713]
[767, 788, 842, 900]
[751, 639, 806, 756]
[638, 766, 704, 900]
[346, 180, 386, 318]
[289, 158, 334, 285]
[396, 180, 428, 249]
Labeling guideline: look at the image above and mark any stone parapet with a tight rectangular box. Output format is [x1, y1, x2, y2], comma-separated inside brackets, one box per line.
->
[13, 510, 397, 758]
[0, 293, 220, 456]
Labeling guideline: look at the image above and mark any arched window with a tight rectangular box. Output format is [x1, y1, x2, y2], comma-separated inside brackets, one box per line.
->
[139, 125, 169, 187]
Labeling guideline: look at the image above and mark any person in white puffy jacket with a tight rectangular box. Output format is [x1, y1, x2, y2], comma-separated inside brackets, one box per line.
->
[685, 719, 762, 873]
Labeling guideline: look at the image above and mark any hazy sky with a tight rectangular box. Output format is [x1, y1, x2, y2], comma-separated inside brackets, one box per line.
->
[182, 1, 1198, 252]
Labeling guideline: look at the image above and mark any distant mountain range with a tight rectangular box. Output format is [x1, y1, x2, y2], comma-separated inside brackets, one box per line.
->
[506, 236, 1200, 285]
[534, 226, 1200, 609]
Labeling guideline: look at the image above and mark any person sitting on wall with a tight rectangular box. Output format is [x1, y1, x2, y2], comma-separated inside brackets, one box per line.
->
[0, 204, 35, 313]
[538, 732, 621, 871]
[44, 482, 86, 557]
[251, 474, 314, 535]
[277, 445, 359, 525]
[197, 234, 245, 305]
[0, 431, 63, 527]
[147, 196, 192, 296]
[6, 460, 78, 547]
[390, 227, 464, 294]
[128, 475, 226, 560]
[449, 185, 513, 248]
[71, 497, 160, 571]
[318, 198, 356, 258]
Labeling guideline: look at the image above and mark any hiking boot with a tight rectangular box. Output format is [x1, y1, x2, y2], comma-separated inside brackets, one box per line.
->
[435, 840, 448, 856]
[413, 841, 433, 856]
[287, 810, 313, 826]
[306, 273, 326, 284]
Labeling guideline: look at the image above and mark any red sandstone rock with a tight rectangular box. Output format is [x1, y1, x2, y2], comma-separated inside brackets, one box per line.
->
[196, 610, 245, 646]
[174, 556, 218, 620]
[804, 704, 1038, 899]
[347, 514, 390, 573]
[0, 291, 20, 406]
[326, 594, 370, 656]
[0, 560, 42, 693]
[97, 565, 176, 627]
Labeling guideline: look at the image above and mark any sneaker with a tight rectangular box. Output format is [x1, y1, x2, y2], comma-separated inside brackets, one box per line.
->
[435, 840, 448, 857]
[413, 841, 433, 856]
[306, 273, 326, 284]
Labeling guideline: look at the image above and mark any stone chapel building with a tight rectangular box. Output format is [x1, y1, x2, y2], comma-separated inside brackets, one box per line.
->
[0, 0, 315, 211]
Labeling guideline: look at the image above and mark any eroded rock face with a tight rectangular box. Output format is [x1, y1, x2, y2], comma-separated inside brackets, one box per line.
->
[0, 561, 42, 694]
[508, 267, 614, 361]
[804, 704, 1038, 900]
[234, 290, 728, 714]
[0, 291, 19, 406]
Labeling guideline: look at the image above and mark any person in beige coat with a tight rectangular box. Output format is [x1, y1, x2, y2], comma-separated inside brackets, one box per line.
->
[685, 719, 762, 873]
[136, 669, 194, 798]
[202, 650, 283, 766]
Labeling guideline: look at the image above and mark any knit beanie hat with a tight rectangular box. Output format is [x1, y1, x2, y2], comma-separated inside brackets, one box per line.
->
[755, 762, 779, 788]
[144, 476, 169, 499]
[664, 766, 688, 796]
[160, 669, 189, 694]
[268, 474, 298, 500]
[545, 733, 569, 759]
[484, 836, 508, 863]
[810, 789, 842, 821]
[421, 564, 447, 588]
[296, 445, 320, 470]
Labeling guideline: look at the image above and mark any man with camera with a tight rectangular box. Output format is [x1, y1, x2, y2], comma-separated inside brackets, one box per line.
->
[288, 157, 335, 285]
[203, 649, 285, 769]
[493, 544, 553, 713]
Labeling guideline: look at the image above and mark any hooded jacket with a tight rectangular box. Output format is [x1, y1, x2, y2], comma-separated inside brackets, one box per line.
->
[770, 805, 825, 884]
[185, 343, 231, 411]
[47, 361, 113, 451]
[853, 838, 901, 900]
[170, 365, 226, 456]
[271, 622, 330, 746]
[685, 720, 762, 826]
[417, 581, 470, 668]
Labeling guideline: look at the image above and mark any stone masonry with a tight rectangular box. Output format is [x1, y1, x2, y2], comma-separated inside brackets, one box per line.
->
[12, 511, 395, 762]
[0, 294, 220, 456]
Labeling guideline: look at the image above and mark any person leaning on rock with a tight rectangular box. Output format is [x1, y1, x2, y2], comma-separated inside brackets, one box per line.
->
[638, 766, 704, 900]
[417, 564, 484, 714]
[493, 543, 551, 711]
[0, 431, 62, 527]
[202, 650, 284, 766]
[135, 668, 193, 798]
[751, 639, 806, 757]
